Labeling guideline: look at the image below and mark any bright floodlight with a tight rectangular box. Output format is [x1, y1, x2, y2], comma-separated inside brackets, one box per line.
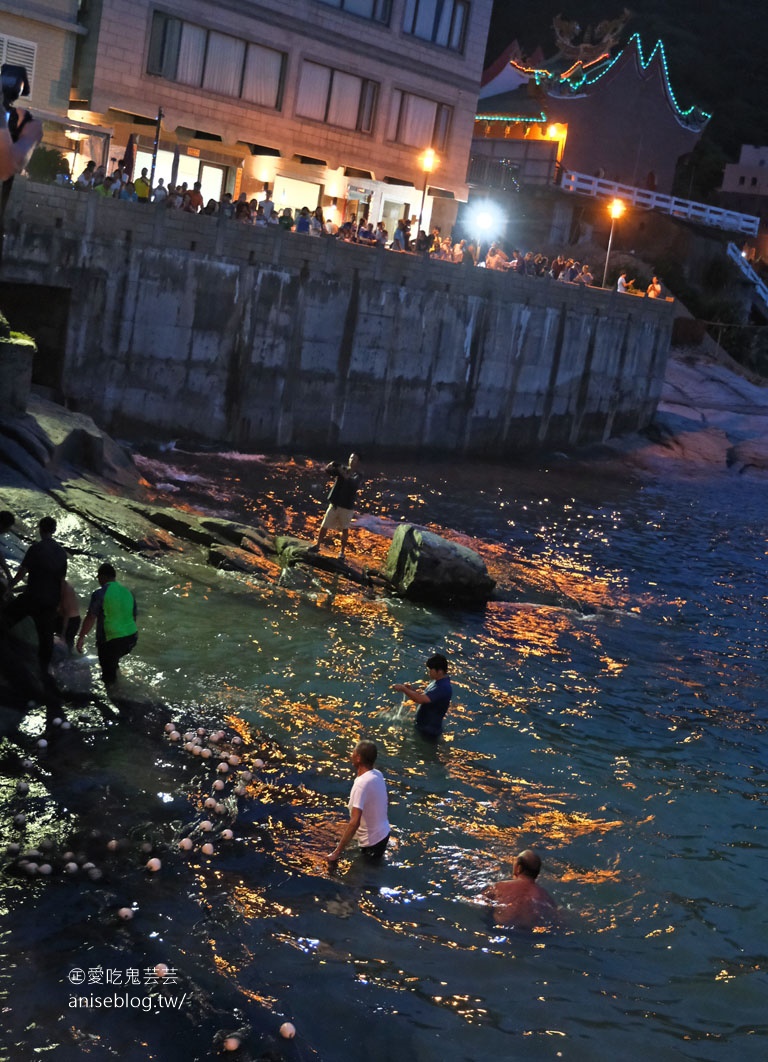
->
[470, 202, 505, 236]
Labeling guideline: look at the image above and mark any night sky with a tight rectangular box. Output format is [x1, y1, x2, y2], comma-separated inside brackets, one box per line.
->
[486, 0, 768, 158]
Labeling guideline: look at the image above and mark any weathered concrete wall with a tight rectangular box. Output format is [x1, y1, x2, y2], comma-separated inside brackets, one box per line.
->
[0, 180, 674, 456]
[0, 315, 34, 416]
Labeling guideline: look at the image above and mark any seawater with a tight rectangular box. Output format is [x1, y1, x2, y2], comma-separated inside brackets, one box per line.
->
[3, 449, 767, 1061]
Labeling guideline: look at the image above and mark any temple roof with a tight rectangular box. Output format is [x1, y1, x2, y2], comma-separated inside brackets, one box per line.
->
[479, 34, 710, 132]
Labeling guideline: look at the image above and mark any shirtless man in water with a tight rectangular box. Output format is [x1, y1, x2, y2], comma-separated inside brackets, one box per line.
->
[484, 849, 558, 929]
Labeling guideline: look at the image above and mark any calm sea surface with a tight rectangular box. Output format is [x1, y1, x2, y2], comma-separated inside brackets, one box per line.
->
[2, 448, 767, 1061]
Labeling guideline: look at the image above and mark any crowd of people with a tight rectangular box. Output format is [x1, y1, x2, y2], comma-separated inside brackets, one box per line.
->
[73, 159, 651, 289]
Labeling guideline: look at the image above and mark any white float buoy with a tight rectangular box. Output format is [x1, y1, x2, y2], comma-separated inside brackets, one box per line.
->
[52, 717, 63, 726]
[82, 862, 95, 871]
[200, 820, 213, 832]
[179, 838, 193, 851]
[213, 779, 225, 791]
[232, 736, 242, 746]
[118, 907, 134, 920]
[21, 758, 34, 769]
[201, 748, 212, 759]
[39, 863, 53, 875]
[223, 1035, 241, 1051]
[204, 797, 217, 809]
[227, 755, 241, 766]
[240, 771, 253, 782]
[192, 747, 202, 756]
[280, 1022, 296, 1039]
[234, 786, 246, 797]
[25, 862, 39, 875]
[61, 721, 72, 730]
[217, 762, 229, 773]
[253, 759, 265, 769]
[154, 963, 169, 978]
[201, 842, 214, 855]
[164, 723, 175, 733]
[146, 857, 162, 872]
[197, 728, 207, 737]
[214, 803, 226, 815]
[221, 829, 234, 841]
[37, 738, 48, 749]
[88, 867, 102, 881]
[107, 839, 119, 851]
[169, 731, 181, 742]
[65, 862, 78, 874]
[16, 781, 29, 795]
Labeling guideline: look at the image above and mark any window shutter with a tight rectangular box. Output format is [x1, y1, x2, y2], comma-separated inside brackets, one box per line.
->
[3, 36, 37, 94]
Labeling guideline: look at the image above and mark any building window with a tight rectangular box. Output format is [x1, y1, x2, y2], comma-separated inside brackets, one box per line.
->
[316, 0, 392, 25]
[295, 61, 378, 133]
[750, 177, 758, 187]
[738, 176, 745, 186]
[147, 13, 285, 110]
[0, 34, 36, 92]
[387, 90, 452, 150]
[402, 0, 468, 51]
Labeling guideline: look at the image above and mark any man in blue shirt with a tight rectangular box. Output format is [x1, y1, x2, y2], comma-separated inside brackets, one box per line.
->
[393, 653, 452, 738]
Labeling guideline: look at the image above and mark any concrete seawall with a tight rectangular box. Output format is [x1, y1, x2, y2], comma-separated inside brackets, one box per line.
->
[0, 180, 674, 456]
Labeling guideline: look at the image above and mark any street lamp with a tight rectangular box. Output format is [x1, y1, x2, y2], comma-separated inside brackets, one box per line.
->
[417, 147, 437, 236]
[602, 197, 625, 288]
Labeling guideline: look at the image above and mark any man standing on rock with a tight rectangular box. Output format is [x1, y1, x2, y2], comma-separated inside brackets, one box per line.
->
[312, 452, 362, 559]
[76, 562, 138, 686]
[393, 653, 452, 738]
[4, 516, 67, 676]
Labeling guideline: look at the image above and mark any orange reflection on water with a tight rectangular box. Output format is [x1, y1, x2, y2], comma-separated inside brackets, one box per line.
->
[211, 951, 279, 1008]
[517, 808, 625, 844]
[230, 882, 294, 920]
[485, 605, 575, 659]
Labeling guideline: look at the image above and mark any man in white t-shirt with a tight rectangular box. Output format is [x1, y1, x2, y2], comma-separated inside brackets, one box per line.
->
[327, 740, 390, 863]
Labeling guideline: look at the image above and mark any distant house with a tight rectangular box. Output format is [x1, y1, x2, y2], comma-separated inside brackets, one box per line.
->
[472, 32, 710, 196]
[719, 146, 768, 256]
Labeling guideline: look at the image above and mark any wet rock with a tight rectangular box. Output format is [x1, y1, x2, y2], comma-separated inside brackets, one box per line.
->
[27, 396, 139, 488]
[0, 428, 58, 489]
[728, 437, 768, 475]
[52, 484, 185, 553]
[383, 524, 495, 606]
[207, 544, 276, 579]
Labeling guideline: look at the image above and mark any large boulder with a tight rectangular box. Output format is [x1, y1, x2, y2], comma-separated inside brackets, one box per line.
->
[383, 524, 495, 606]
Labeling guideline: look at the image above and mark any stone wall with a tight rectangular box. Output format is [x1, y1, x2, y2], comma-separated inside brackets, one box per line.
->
[0, 180, 674, 456]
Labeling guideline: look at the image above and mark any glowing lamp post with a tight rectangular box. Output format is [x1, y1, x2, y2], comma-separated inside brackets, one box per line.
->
[602, 198, 625, 288]
[417, 147, 437, 235]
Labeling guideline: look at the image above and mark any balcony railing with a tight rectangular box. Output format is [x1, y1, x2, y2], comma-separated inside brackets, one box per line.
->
[562, 171, 760, 237]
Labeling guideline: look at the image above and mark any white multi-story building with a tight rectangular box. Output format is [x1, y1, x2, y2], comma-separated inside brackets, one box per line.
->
[58, 0, 492, 229]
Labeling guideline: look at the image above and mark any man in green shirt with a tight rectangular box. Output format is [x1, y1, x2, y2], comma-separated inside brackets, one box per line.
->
[76, 562, 138, 685]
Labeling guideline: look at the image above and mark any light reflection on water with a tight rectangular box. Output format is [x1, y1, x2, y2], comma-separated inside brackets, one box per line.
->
[4, 451, 768, 1060]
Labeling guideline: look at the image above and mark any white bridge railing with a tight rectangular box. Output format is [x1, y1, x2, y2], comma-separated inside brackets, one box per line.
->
[562, 171, 760, 237]
[727, 242, 768, 309]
